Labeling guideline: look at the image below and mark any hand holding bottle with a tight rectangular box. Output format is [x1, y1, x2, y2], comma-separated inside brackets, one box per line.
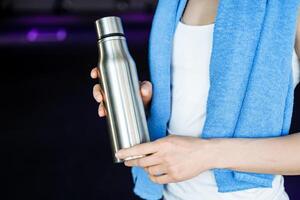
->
[90, 67, 153, 117]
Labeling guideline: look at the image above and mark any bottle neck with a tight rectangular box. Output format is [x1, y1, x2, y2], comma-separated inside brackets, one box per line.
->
[98, 36, 130, 60]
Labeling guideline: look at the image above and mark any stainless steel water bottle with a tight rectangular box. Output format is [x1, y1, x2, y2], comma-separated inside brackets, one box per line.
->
[95, 16, 150, 163]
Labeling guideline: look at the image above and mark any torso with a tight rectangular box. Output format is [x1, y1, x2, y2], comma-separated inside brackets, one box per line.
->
[163, 1, 300, 199]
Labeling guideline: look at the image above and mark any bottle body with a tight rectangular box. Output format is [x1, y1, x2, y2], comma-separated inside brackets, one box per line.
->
[97, 35, 150, 163]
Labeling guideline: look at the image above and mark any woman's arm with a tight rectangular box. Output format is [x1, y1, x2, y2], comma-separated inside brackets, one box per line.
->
[211, 133, 300, 175]
[115, 133, 300, 184]
[116, 130, 300, 186]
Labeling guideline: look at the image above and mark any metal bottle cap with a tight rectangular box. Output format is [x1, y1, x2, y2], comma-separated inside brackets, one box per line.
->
[95, 16, 125, 40]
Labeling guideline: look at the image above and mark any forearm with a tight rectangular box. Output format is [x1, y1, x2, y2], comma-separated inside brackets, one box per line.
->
[209, 133, 300, 175]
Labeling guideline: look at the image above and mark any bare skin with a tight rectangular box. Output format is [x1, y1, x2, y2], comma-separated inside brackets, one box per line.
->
[181, 0, 218, 26]
[91, 0, 300, 184]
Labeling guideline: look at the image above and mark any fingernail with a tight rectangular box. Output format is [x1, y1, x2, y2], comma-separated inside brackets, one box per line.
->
[99, 110, 104, 117]
[141, 86, 148, 95]
[96, 96, 101, 102]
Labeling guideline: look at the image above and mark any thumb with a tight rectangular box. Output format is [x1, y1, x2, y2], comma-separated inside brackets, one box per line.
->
[140, 81, 152, 106]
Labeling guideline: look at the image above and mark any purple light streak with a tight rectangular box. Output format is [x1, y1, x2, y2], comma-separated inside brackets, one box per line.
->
[27, 29, 38, 42]
[56, 29, 67, 41]
[26, 28, 68, 43]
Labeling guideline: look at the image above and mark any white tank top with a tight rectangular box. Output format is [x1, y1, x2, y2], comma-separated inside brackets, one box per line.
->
[163, 21, 300, 200]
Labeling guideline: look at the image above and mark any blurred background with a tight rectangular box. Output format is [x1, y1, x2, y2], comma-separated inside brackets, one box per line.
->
[1, 0, 299, 200]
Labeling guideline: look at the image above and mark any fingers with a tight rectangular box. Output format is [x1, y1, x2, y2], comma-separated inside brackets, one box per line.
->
[140, 81, 152, 107]
[149, 174, 173, 184]
[116, 141, 159, 160]
[93, 83, 106, 117]
[145, 165, 167, 176]
[93, 84, 103, 103]
[92, 70, 152, 118]
[98, 101, 107, 117]
[124, 154, 161, 167]
[91, 67, 106, 117]
[90, 67, 99, 79]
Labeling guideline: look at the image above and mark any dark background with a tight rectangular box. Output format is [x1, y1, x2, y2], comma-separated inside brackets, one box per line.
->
[1, 1, 299, 199]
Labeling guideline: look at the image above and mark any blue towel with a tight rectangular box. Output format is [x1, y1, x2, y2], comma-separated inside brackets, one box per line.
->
[131, 0, 300, 199]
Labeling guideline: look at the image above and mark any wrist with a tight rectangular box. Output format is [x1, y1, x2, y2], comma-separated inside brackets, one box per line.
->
[203, 138, 232, 170]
